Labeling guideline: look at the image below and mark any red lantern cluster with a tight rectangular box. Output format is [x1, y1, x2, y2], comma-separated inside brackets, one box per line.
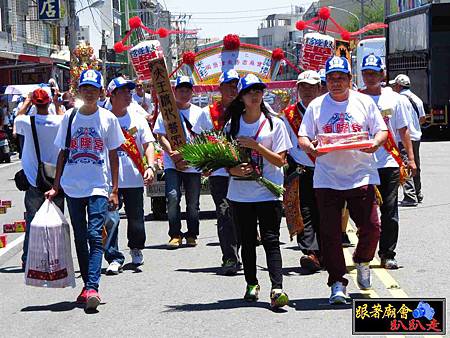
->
[223, 34, 240, 50]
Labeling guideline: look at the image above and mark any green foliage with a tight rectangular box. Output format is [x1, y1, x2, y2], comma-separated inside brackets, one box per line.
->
[180, 131, 285, 197]
[343, 0, 399, 36]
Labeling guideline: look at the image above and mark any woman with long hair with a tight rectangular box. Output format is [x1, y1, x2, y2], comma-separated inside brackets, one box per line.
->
[225, 74, 292, 309]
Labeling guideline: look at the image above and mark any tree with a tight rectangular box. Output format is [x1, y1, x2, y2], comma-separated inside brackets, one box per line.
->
[344, 0, 398, 36]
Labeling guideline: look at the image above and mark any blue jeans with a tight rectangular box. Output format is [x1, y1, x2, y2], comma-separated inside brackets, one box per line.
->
[22, 186, 65, 264]
[66, 195, 108, 292]
[103, 210, 124, 265]
[104, 187, 145, 264]
[165, 169, 201, 239]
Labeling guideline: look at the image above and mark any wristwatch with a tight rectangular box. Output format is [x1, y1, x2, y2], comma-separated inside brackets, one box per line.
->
[146, 164, 156, 173]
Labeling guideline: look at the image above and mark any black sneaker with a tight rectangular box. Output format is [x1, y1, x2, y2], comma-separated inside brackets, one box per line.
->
[221, 259, 238, 276]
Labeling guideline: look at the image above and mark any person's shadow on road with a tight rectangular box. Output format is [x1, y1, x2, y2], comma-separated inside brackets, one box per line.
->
[21, 302, 84, 312]
[164, 298, 287, 313]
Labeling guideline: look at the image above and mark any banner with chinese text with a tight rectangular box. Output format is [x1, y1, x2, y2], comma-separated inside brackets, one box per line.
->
[191, 44, 275, 84]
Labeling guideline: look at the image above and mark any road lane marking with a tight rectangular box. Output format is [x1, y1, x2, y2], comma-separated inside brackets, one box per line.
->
[0, 234, 24, 257]
[344, 240, 407, 338]
[345, 228, 444, 338]
[0, 161, 20, 170]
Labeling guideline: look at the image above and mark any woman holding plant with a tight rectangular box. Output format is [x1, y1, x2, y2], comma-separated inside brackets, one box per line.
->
[225, 74, 292, 309]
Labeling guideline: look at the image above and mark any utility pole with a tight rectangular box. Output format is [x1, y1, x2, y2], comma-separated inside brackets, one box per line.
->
[101, 30, 107, 83]
[385, 0, 391, 18]
[68, 0, 77, 64]
[360, 0, 365, 29]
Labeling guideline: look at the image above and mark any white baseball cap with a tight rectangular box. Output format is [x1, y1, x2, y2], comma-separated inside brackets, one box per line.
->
[296, 70, 321, 85]
[390, 74, 410, 87]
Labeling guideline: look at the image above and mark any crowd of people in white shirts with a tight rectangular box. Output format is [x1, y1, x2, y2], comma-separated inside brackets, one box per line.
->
[13, 53, 426, 311]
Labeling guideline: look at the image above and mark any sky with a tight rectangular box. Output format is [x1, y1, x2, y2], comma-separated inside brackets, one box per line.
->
[160, 0, 314, 39]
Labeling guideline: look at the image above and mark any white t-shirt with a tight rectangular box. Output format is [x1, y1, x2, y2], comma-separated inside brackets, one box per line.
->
[132, 93, 153, 115]
[54, 107, 125, 198]
[17, 102, 62, 116]
[298, 91, 387, 190]
[102, 99, 148, 118]
[367, 89, 409, 169]
[227, 114, 292, 202]
[15, 115, 63, 187]
[153, 104, 203, 174]
[282, 103, 315, 168]
[117, 108, 155, 188]
[400, 89, 425, 141]
[192, 107, 228, 177]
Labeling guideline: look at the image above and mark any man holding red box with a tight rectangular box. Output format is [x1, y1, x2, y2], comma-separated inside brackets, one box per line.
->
[298, 56, 388, 304]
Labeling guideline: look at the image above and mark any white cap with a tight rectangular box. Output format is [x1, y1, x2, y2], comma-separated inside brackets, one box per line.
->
[391, 74, 411, 87]
[296, 70, 321, 85]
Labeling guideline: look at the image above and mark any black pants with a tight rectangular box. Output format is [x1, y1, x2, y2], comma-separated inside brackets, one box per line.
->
[377, 167, 400, 259]
[209, 176, 239, 264]
[296, 167, 321, 255]
[231, 200, 283, 289]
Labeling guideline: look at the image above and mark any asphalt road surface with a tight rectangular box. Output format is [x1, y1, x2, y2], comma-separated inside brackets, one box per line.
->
[1, 142, 449, 337]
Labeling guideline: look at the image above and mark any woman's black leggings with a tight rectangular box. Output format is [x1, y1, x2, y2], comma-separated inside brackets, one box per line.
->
[231, 200, 283, 289]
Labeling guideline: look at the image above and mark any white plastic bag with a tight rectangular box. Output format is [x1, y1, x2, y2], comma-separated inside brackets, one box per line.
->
[25, 200, 75, 288]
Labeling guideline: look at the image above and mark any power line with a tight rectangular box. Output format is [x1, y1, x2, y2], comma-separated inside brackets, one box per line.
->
[188, 14, 296, 20]
[169, 6, 295, 15]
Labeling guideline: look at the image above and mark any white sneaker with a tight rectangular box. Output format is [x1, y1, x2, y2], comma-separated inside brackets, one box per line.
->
[329, 282, 347, 304]
[106, 261, 122, 275]
[130, 249, 144, 266]
[356, 262, 372, 290]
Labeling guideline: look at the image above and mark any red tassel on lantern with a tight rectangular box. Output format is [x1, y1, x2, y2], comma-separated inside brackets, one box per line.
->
[157, 27, 169, 38]
[223, 34, 240, 50]
[129, 16, 143, 29]
[272, 48, 285, 61]
[296, 21, 307, 31]
[318, 7, 331, 21]
[182, 51, 196, 65]
[113, 41, 130, 53]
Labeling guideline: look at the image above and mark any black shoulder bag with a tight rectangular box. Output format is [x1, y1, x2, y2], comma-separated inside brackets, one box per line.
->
[62, 109, 77, 172]
[30, 116, 55, 193]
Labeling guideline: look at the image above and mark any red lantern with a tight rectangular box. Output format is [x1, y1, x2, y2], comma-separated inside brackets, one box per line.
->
[223, 34, 240, 50]
[296, 21, 307, 31]
[157, 27, 169, 38]
[272, 48, 285, 61]
[113, 41, 128, 53]
[129, 16, 143, 29]
[182, 51, 196, 65]
[318, 7, 331, 21]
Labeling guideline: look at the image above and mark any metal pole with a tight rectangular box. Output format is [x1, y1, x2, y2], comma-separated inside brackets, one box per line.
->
[68, 0, 77, 64]
[385, 0, 391, 18]
[360, 0, 365, 30]
[124, 0, 133, 77]
[101, 30, 107, 82]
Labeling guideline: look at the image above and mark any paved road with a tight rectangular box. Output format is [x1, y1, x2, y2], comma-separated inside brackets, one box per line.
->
[1, 142, 449, 337]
